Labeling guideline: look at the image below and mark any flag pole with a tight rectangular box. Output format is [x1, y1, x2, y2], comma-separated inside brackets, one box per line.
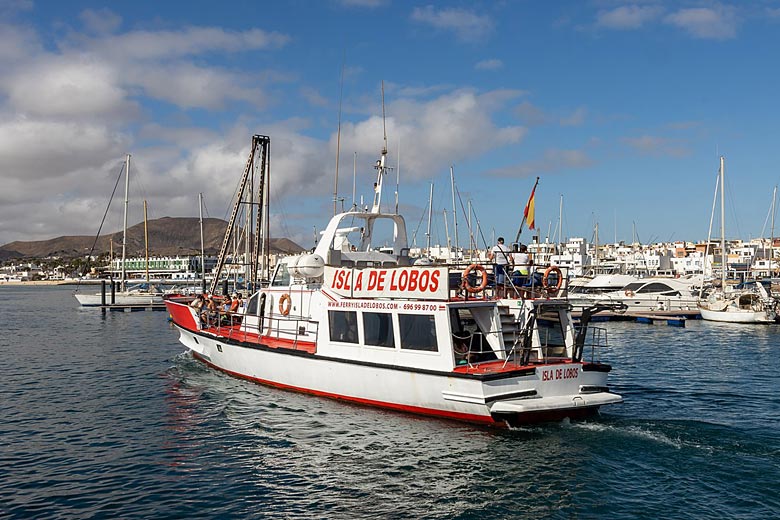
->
[515, 176, 540, 244]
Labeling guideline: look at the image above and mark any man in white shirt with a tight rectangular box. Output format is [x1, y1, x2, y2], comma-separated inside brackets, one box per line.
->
[488, 237, 511, 297]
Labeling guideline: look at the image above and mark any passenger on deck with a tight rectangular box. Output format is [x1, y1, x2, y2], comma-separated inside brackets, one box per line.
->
[510, 243, 533, 294]
[452, 331, 473, 366]
[190, 294, 205, 310]
[488, 237, 511, 298]
[201, 296, 218, 326]
[229, 294, 240, 313]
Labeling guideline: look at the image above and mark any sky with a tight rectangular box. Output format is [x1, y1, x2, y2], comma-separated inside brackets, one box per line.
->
[1, 0, 780, 251]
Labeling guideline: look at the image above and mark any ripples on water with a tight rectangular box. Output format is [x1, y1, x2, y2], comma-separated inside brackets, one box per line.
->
[1, 286, 779, 519]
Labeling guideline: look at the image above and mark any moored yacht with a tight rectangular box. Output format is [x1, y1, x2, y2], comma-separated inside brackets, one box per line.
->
[568, 275, 704, 315]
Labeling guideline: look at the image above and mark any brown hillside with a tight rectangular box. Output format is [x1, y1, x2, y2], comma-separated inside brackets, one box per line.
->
[0, 217, 304, 260]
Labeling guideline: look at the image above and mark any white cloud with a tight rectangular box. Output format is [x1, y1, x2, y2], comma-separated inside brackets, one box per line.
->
[127, 62, 268, 110]
[5, 56, 135, 117]
[596, 5, 664, 29]
[300, 86, 330, 108]
[73, 26, 290, 61]
[514, 101, 549, 126]
[410, 5, 494, 42]
[475, 58, 503, 70]
[664, 6, 737, 39]
[622, 135, 690, 157]
[79, 8, 122, 34]
[0, 23, 42, 62]
[560, 106, 587, 127]
[486, 149, 594, 178]
[0, 117, 125, 178]
[337, 89, 526, 182]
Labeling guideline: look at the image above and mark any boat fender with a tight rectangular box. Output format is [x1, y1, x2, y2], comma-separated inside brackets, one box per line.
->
[542, 266, 563, 295]
[625, 290, 635, 297]
[462, 264, 488, 293]
[279, 293, 292, 316]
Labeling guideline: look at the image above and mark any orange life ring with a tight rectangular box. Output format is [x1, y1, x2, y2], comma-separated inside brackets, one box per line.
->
[542, 265, 563, 295]
[462, 264, 488, 293]
[278, 293, 291, 316]
[625, 290, 635, 297]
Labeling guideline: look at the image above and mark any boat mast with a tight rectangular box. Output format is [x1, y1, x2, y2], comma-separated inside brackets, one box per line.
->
[558, 194, 563, 255]
[199, 193, 205, 294]
[443, 209, 451, 262]
[210, 135, 268, 295]
[143, 199, 149, 284]
[719, 156, 726, 286]
[772, 186, 777, 276]
[352, 152, 357, 210]
[371, 82, 389, 214]
[333, 60, 344, 216]
[395, 138, 400, 214]
[425, 183, 434, 258]
[120, 154, 130, 292]
[450, 166, 458, 260]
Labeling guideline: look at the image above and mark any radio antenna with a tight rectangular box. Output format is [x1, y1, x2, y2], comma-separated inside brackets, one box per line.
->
[333, 54, 345, 216]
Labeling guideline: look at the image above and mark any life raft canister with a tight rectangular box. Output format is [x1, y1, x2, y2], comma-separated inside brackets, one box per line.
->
[462, 264, 488, 293]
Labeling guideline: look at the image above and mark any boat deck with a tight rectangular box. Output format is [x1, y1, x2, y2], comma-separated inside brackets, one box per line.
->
[200, 323, 318, 354]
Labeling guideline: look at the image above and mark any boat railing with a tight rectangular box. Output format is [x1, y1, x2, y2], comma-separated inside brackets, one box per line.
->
[455, 330, 502, 367]
[264, 315, 319, 346]
[576, 325, 609, 363]
[446, 262, 571, 301]
[201, 310, 320, 350]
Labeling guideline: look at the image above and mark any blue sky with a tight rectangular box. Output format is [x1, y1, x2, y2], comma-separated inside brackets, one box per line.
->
[1, 0, 779, 250]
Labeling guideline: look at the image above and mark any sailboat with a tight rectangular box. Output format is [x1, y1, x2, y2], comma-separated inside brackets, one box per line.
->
[74, 154, 164, 307]
[697, 156, 777, 323]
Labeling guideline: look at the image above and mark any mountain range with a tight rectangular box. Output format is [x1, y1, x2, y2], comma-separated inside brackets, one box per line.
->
[0, 217, 304, 262]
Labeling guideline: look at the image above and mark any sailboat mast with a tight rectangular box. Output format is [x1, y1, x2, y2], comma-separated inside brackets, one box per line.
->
[121, 154, 130, 292]
[199, 193, 206, 294]
[720, 156, 726, 285]
[450, 166, 458, 260]
[443, 209, 451, 263]
[771, 186, 777, 275]
[558, 195, 563, 254]
[425, 183, 433, 257]
[352, 152, 357, 210]
[143, 199, 149, 284]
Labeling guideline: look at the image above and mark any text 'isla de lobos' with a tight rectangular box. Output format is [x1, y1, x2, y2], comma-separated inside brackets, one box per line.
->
[324, 266, 449, 300]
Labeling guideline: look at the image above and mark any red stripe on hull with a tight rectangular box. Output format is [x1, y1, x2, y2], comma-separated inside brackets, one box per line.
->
[191, 352, 497, 426]
[190, 352, 604, 427]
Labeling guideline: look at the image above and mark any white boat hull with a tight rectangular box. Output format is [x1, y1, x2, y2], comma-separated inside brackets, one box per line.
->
[75, 292, 164, 306]
[698, 306, 775, 323]
[172, 322, 621, 426]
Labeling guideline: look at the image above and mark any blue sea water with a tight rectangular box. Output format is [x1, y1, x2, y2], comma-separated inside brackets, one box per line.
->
[1, 285, 779, 519]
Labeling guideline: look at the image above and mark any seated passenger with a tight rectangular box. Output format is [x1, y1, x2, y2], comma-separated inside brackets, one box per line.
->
[452, 331, 473, 365]
[190, 294, 205, 310]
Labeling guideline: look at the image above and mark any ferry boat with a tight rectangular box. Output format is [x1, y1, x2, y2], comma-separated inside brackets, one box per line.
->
[164, 137, 622, 426]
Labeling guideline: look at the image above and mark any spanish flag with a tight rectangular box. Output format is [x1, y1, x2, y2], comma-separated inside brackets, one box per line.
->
[523, 183, 536, 230]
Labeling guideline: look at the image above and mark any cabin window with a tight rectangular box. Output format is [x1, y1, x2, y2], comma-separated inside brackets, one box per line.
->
[537, 309, 568, 357]
[399, 314, 437, 352]
[363, 312, 395, 348]
[271, 264, 290, 287]
[329, 310, 358, 344]
[247, 294, 258, 315]
[637, 283, 673, 293]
